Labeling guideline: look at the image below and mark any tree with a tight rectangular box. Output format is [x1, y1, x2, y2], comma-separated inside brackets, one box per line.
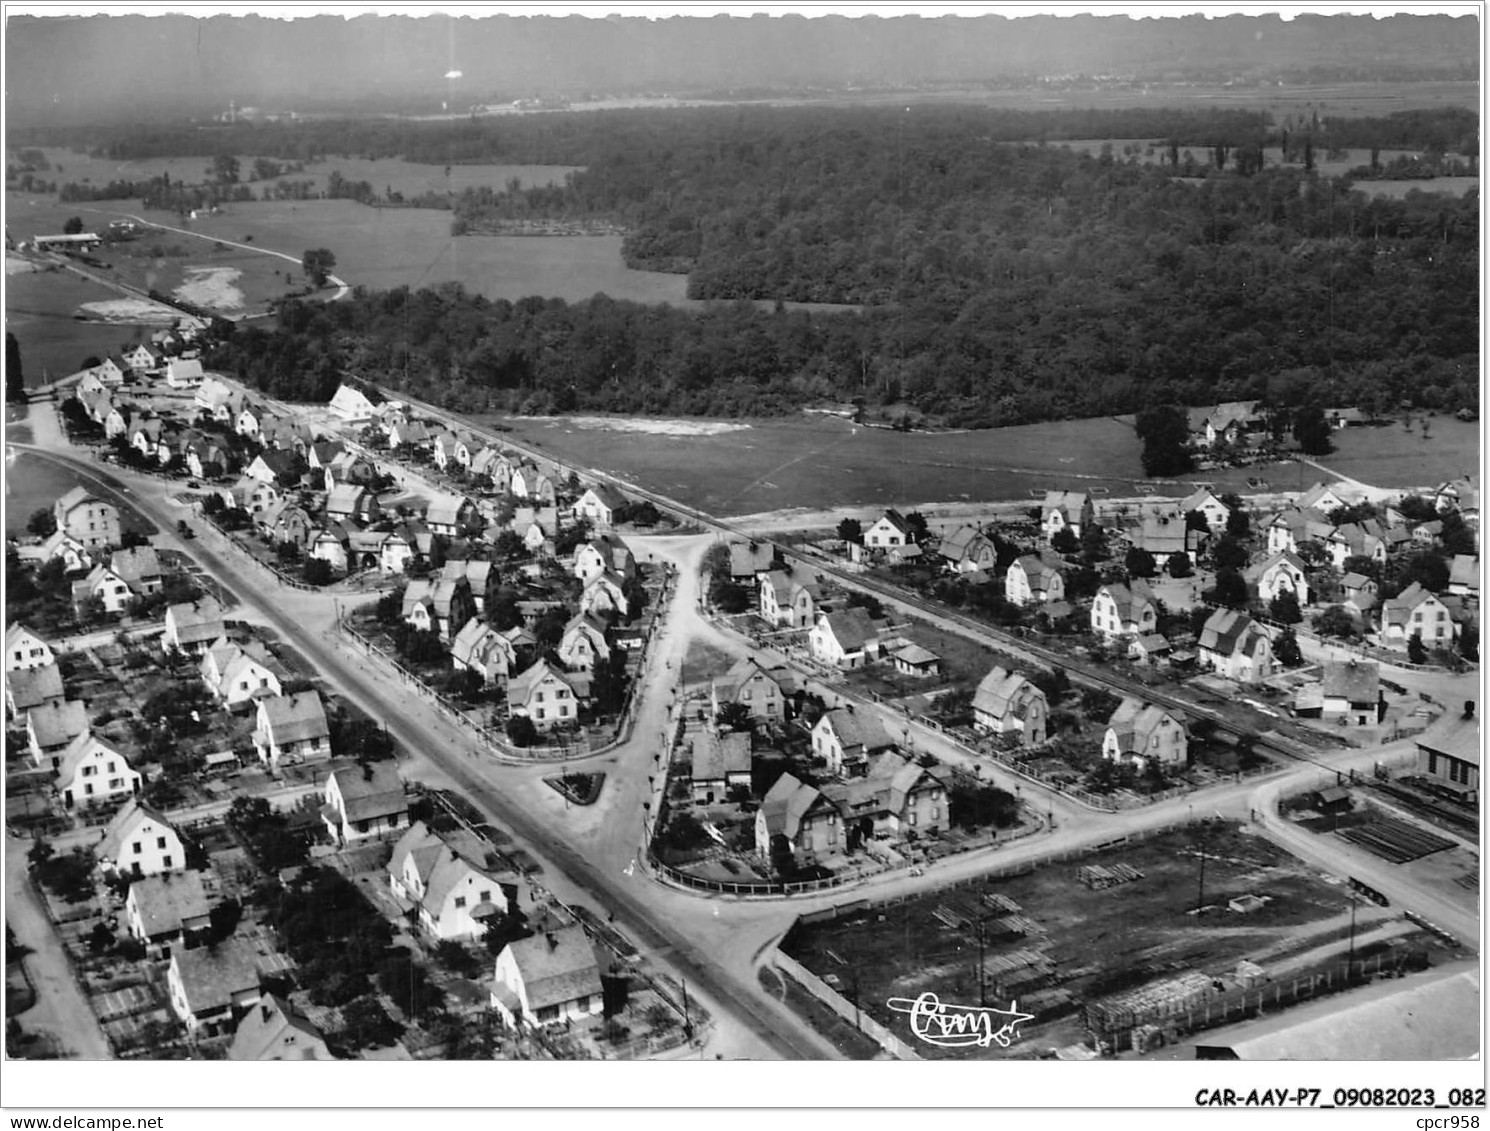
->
[62, 216, 83, 235]
[1208, 569, 1249, 609]
[716, 700, 754, 732]
[1292, 405, 1334, 455]
[26, 508, 56, 538]
[1079, 523, 1108, 565]
[1124, 546, 1157, 578]
[1166, 551, 1193, 579]
[1184, 509, 1210, 534]
[301, 248, 337, 288]
[836, 517, 862, 544]
[302, 558, 333, 586]
[1274, 627, 1303, 667]
[506, 715, 538, 748]
[1268, 591, 1302, 624]
[210, 153, 240, 184]
[1212, 535, 1248, 572]
[1314, 604, 1359, 639]
[1135, 405, 1195, 477]
[5, 332, 24, 404]
[1221, 494, 1250, 538]
[904, 512, 929, 543]
[1051, 526, 1079, 555]
[1407, 632, 1428, 665]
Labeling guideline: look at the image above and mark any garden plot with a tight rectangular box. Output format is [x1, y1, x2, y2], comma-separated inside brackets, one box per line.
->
[783, 822, 1355, 1058]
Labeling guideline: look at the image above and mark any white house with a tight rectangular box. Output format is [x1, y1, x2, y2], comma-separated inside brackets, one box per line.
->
[1380, 583, 1457, 651]
[506, 661, 585, 731]
[5, 624, 55, 672]
[54, 486, 121, 550]
[1102, 699, 1188, 767]
[450, 618, 517, 685]
[165, 357, 204, 388]
[712, 655, 793, 722]
[94, 800, 184, 880]
[201, 640, 285, 706]
[56, 733, 141, 809]
[6, 663, 65, 722]
[328, 382, 382, 422]
[322, 760, 407, 844]
[228, 995, 334, 1062]
[1179, 487, 1231, 533]
[1005, 554, 1066, 606]
[579, 572, 629, 620]
[26, 699, 89, 769]
[1197, 609, 1274, 684]
[490, 925, 604, 1029]
[972, 667, 1048, 746]
[575, 484, 628, 529]
[864, 510, 914, 550]
[557, 614, 610, 672]
[163, 598, 226, 656]
[1043, 491, 1093, 542]
[125, 870, 212, 952]
[1090, 582, 1157, 641]
[168, 941, 263, 1037]
[811, 707, 895, 778]
[1247, 550, 1311, 606]
[758, 569, 821, 628]
[388, 821, 512, 941]
[71, 564, 135, 615]
[252, 692, 331, 769]
[808, 608, 881, 669]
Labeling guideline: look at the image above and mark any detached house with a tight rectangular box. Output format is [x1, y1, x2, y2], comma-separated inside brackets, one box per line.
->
[712, 655, 794, 722]
[450, 618, 519, 685]
[808, 608, 881, 669]
[201, 640, 286, 707]
[426, 494, 477, 537]
[1090, 582, 1157, 641]
[1130, 507, 1195, 570]
[865, 510, 914, 550]
[1342, 572, 1380, 615]
[1415, 715, 1479, 802]
[1266, 508, 1333, 557]
[389, 821, 512, 941]
[109, 546, 163, 596]
[229, 995, 334, 1062]
[1043, 491, 1093, 542]
[325, 484, 380, 525]
[1103, 699, 1188, 767]
[574, 534, 636, 583]
[401, 577, 476, 642]
[125, 870, 212, 954]
[575, 484, 628, 529]
[1199, 400, 1266, 448]
[322, 760, 407, 844]
[759, 569, 821, 628]
[71, 564, 136, 615]
[6, 663, 65, 722]
[253, 692, 331, 769]
[506, 661, 586, 731]
[164, 357, 204, 388]
[1197, 609, 1273, 684]
[1005, 554, 1066, 606]
[812, 707, 895, 778]
[57, 733, 141, 809]
[973, 667, 1049, 747]
[755, 772, 840, 864]
[5, 624, 55, 672]
[1321, 659, 1383, 726]
[1180, 487, 1231, 533]
[168, 941, 264, 1037]
[938, 525, 999, 575]
[579, 571, 630, 620]
[558, 614, 610, 672]
[54, 486, 121, 550]
[1381, 583, 1456, 650]
[96, 800, 185, 879]
[689, 726, 753, 804]
[26, 699, 89, 769]
[163, 598, 226, 656]
[328, 382, 382, 423]
[490, 925, 604, 1030]
[1246, 550, 1312, 606]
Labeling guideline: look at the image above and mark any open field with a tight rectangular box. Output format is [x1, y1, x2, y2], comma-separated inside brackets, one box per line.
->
[1315, 414, 1480, 490]
[782, 821, 1372, 1058]
[4, 264, 160, 384]
[4, 450, 156, 539]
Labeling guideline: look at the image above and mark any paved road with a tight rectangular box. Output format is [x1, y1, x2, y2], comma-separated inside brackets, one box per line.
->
[5, 832, 113, 1060]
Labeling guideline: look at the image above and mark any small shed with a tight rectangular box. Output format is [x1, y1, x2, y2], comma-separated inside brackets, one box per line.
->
[1234, 959, 1267, 988]
[1311, 785, 1352, 815]
[1228, 894, 1268, 916]
[892, 644, 942, 677]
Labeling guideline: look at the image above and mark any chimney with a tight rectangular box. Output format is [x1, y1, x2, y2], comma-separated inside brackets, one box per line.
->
[261, 1002, 273, 1023]
[1464, 701, 1476, 720]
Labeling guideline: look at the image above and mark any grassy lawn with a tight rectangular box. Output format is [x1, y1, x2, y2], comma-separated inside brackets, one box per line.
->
[5, 263, 157, 384]
[783, 821, 1353, 1059]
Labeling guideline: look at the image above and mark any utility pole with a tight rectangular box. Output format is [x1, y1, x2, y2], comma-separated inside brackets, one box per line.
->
[1195, 835, 1207, 916]
[681, 979, 693, 1041]
[978, 916, 988, 1006]
[1346, 893, 1358, 981]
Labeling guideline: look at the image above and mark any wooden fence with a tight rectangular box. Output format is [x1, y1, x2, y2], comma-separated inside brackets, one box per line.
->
[771, 950, 921, 1060]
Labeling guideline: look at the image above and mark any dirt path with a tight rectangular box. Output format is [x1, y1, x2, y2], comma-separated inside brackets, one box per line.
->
[4, 834, 113, 1060]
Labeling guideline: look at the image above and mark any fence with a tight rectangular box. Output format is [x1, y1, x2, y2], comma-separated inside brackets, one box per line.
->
[772, 950, 921, 1061]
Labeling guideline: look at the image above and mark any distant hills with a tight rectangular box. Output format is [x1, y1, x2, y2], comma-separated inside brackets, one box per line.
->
[5, 11, 1479, 126]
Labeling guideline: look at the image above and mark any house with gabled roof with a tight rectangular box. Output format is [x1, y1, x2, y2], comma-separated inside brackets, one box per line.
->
[450, 618, 518, 685]
[808, 608, 881, 668]
[1091, 581, 1157, 641]
[96, 800, 185, 879]
[1199, 400, 1266, 448]
[574, 533, 636, 583]
[54, 485, 120, 550]
[306, 440, 346, 470]
[389, 821, 512, 941]
[1380, 583, 1456, 651]
[1296, 481, 1352, 514]
[243, 448, 300, 487]
[755, 772, 841, 864]
[71, 563, 136, 615]
[1043, 491, 1093, 542]
[229, 995, 334, 1062]
[163, 356, 203, 388]
[712, 655, 795, 722]
[937, 524, 999, 574]
[426, 494, 477, 537]
[438, 558, 498, 612]
[328, 382, 383, 423]
[759, 568, 821, 628]
[1447, 555, 1479, 600]
[307, 526, 352, 574]
[430, 429, 461, 471]
[401, 576, 475, 641]
[812, 707, 896, 778]
[56, 733, 141, 809]
[1246, 550, 1311, 606]
[1005, 553, 1066, 606]
[323, 450, 377, 493]
[575, 483, 628, 529]
[689, 725, 753, 804]
[201, 639, 286, 707]
[558, 614, 610, 672]
[379, 531, 415, 576]
[1103, 699, 1187, 767]
[252, 692, 331, 769]
[469, 445, 501, 482]
[388, 417, 432, 450]
[727, 540, 776, 580]
[1180, 487, 1231, 533]
[1342, 572, 1379, 615]
[1128, 633, 1173, 666]
[122, 343, 161, 375]
[25, 529, 94, 574]
[6, 663, 65, 722]
[26, 699, 89, 769]
[322, 759, 407, 844]
[490, 924, 604, 1029]
[109, 546, 163, 595]
[1320, 659, 1382, 726]
[125, 870, 212, 953]
[1197, 609, 1273, 684]
[6, 624, 55, 672]
[506, 660, 587, 731]
[167, 939, 264, 1037]
[185, 439, 235, 481]
[1325, 522, 1387, 570]
[1415, 715, 1478, 802]
[163, 597, 226, 656]
[579, 571, 630, 620]
[194, 376, 243, 423]
[865, 509, 914, 550]
[973, 667, 1049, 746]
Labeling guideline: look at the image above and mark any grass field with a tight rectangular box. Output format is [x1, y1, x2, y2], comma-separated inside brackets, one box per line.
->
[782, 821, 1356, 1058]
[5, 263, 158, 383]
[4, 450, 156, 539]
[490, 412, 1157, 516]
[1315, 414, 1480, 490]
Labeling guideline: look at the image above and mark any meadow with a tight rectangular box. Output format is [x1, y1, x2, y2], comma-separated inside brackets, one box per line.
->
[4, 449, 154, 539]
[1316, 413, 1480, 489]
[4, 264, 158, 384]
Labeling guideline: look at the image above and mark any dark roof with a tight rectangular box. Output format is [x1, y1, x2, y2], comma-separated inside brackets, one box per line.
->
[502, 925, 603, 1013]
[1321, 660, 1379, 705]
